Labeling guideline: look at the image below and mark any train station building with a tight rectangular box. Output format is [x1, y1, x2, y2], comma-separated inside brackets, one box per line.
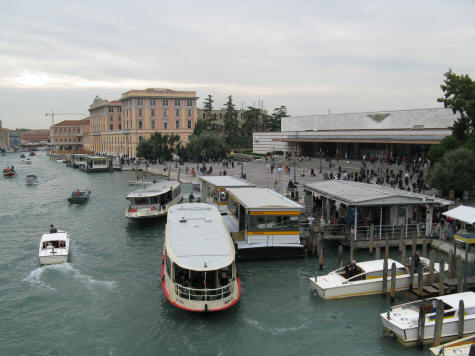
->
[252, 108, 458, 161]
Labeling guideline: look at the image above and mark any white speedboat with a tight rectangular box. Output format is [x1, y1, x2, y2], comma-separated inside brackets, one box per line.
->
[25, 174, 38, 184]
[20, 158, 32, 164]
[161, 203, 241, 312]
[38, 231, 70, 266]
[125, 181, 182, 219]
[56, 159, 65, 163]
[381, 292, 475, 347]
[309, 257, 442, 300]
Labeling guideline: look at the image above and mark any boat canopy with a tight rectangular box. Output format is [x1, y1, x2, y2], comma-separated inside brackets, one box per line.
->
[227, 187, 303, 211]
[41, 231, 68, 242]
[199, 176, 255, 188]
[356, 259, 405, 274]
[126, 181, 179, 199]
[435, 291, 475, 309]
[443, 205, 475, 225]
[166, 203, 234, 271]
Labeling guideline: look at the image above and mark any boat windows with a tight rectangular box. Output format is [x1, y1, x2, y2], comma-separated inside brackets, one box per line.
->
[218, 264, 233, 286]
[248, 214, 299, 231]
[42, 240, 65, 249]
[150, 196, 159, 204]
[133, 197, 149, 205]
[165, 255, 171, 277]
[228, 198, 239, 218]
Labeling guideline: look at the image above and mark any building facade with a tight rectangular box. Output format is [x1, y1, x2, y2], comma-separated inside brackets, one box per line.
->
[89, 88, 198, 157]
[253, 108, 458, 160]
[21, 129, 50, 144]
[50, 118, 90, 153]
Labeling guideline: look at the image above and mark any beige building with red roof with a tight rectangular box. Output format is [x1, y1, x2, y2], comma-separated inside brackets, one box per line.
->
[50, 118, 90, 153]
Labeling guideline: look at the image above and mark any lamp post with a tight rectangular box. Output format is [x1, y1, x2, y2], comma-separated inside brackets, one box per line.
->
[319, 149, 322, 174]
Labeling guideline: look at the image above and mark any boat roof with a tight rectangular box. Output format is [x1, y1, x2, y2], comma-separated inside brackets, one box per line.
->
[435, 292, 475, 309]
[199, 175, 255, 188]
[443, 205, 475, 225]
[41, 231, 69, 242]
[356, 259, 405, 273]
[304, 180, 453, 207]
[227, 187, 303, 210]
[165, 203, 234, 270]
[127, 181, 180, 199]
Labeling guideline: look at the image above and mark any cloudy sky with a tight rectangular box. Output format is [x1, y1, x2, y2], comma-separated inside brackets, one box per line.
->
[0, 0, 474, 129]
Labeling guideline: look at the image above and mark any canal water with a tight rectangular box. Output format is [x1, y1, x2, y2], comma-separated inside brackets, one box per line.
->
[0, 152, 471, 355]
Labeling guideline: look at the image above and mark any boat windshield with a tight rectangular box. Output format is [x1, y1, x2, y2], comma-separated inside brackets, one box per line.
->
[42, 240, 66, 249]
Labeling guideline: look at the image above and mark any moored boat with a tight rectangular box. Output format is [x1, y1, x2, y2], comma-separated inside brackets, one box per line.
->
[68, 189, 91, 204]
[25, 174, 38, 184]
[3, 167, 16, 178]
[309, 257, 443, 300]
[429, 334, 475, 355]
[39, 230, 70, 266]
[380, 291, 475, 346]
[161, 203, 241, 312]
[125, 181, 182, 219]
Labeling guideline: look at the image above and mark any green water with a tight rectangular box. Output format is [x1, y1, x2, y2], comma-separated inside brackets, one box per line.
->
[0, 152, 464, 355]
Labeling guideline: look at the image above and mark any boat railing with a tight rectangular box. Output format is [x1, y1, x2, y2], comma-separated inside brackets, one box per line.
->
[175, 282, 234, 301]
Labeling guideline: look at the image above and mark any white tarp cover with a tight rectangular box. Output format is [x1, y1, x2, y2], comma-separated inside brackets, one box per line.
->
[443, 205, 475, 224]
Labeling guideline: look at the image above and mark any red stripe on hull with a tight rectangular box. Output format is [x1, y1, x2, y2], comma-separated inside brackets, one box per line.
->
[161, 254, 241, 312]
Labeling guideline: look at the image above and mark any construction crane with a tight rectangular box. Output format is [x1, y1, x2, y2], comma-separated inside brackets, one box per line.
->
[45, 110, 86, 126]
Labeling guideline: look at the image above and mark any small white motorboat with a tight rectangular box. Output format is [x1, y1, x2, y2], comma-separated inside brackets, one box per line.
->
[25, 174, 38, 184]
[56, 159, 65, 163]
[309, 257, 442, 300]
[20, 158, 32, 164]
[38, 230, 70, 266]
[381, 291, 475, 347]
[430, 334, 475, 355]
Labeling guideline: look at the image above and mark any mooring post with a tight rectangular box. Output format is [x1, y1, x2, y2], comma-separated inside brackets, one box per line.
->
[412, 234, 417, 257]
[369, 226, 374, 256]
[401, 243, 406, 264]
[350, 238, 354, 263]
[385, 234, 389, 260]
[458, 272, 464, 293]
[319, 245, 324, 271]
[390, 262, 396, 302]
[439, 259, 445, 296]
[418, 263, 424, 297]
[448, 250, 455, 279]
[417, 301, 427, 349]
[458, 299, 465, 339]
[338, 244, 343, 268]
[382, 257, 388, 297]
[422, 238, 427, 258]
[433, 301, 444, 347]
[399, 227, 404, 252]
[429, 249, 435, 285]
[375, 246, 381, 260]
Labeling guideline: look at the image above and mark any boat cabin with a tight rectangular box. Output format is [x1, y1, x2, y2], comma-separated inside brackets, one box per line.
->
[225, 187, 304, 259]
[199, 176, 255, 213]
[126, 181, 181, 218]
[83, 156, 111, 172]
[72, 154, 88, 169]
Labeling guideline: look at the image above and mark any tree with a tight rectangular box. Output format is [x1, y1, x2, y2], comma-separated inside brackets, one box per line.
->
[263, 105, 288, 131]
[428, 135, 460, 163]
[202, 94, 218, 130]
[438, 69, 475, 141]
[223, 95, 239, 140]
[193, 119, 208, 136]
[185, 132, 229, 161]
[427, 147, 475, 194]
[241, 106, 266, 146]
[136, 133, 180, 161]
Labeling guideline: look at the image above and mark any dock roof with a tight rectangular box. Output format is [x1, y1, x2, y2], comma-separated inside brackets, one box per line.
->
[199, 176, 255, 188]
[304, 181, 452, 207]
[227, 187, 303, 210]
[166, 203, 234, 270]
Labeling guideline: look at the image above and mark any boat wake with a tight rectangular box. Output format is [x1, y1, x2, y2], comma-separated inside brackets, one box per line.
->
[23, 263, 116, 291]
[243, 318, 307, 335]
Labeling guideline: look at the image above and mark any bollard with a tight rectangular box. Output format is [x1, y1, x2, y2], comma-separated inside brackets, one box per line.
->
[375, 246, 381, 260]
[382, 258, 388, 297]
[429, 249, 435, 285]
[418, 263, 424, 297]
[338, 245, 343, 268]
[433, 300, 445, 347]
[448, 250, 455, 279]
[439, 259, 445, 296]
[417, 301, 427, 349]
[458, 300, 465, 339]
[390, 262, 397, 302]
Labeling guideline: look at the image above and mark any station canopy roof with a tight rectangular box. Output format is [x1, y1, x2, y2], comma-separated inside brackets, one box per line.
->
[443, 205, 475, 224]
[199, 176, 255, 188]
[227, 187, 303, 210]
[304, 181, 452, 207]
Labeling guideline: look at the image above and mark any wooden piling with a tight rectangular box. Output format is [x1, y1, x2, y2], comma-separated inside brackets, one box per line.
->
[382, 258, 388, 297]
[422, 238, 427, 258]
[412, 234, 417, 256]
[417, 301, 427, 349]
[458, 299, 465, 339]
[401, 244, 406, 265]
[319, 245, 324, 271]
[433, 300, 445, 347]
[338, 245, 343, 268]
[385, 234, 389, 260]
[418, 263, 424, 297]
[349, 238, 354, 262]
[369, 228, 374, 256]
[439, 258, 445, 296]
[409, 257, 415, 292]
[429, 249, 435, 285]
[449, 250, 455, 279]
[399, 227, 404, 252]
[390, 262, 397, 302]
[458, 272, 464, 293]
[375, 246, 381, 260]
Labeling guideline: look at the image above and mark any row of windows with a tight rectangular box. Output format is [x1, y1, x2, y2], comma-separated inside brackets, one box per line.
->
[135, 98, 193, 107]
[136, 108, 192, 117]
[108, 107, 121, 113]
[137, 119, 192, 130]
[53, 127, 81, 135]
